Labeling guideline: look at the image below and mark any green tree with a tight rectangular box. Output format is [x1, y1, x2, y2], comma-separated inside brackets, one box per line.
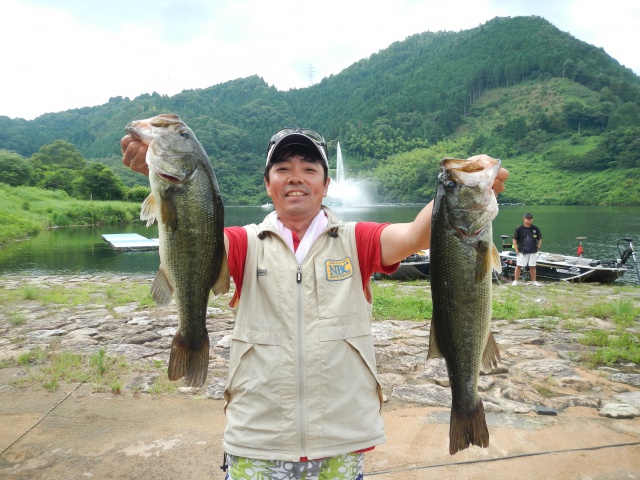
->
[125, 185, 151, 203]
[35, 169, 77, 194]
[0, 149, 32, 186]
[72, 163, 126, 200]
[30, 140, 86, 170]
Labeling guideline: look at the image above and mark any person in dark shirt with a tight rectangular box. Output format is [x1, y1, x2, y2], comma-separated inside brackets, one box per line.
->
[512, 213, 542, 286]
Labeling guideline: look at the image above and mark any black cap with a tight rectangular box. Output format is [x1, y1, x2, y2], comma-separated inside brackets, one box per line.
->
[266, 128, 328, 168]
[524, 213, 533, 219]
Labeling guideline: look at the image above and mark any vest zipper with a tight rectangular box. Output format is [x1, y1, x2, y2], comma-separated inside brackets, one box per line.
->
[296, 263, 307, 456]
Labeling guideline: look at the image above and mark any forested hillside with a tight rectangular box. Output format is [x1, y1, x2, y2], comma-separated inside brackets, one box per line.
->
[1, 16, 639, 205]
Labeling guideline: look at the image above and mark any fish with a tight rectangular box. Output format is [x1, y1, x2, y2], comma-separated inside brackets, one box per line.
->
[125, 114, 229, 387]
[428, 155, 502, 455]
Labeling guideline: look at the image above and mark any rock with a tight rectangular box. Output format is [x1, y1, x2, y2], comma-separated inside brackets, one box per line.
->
[513, 359, 576, 379]
[502, 381, 549, 406]
[419, 358, 448, 381]
[557, 376, 592, 390]
[552, 395, 601, 410]
[391, 384, 451, 407]
[216, 335, 232, 349]
[113, 304, 140, 314]
[127, 332, 162, 345]
[613, 391, 640, 407]
[599, 403, 640, 419]
[504, 347, 544, 359]
[157, 327, 177, 337]
[478, 376, 496, 392]
[608, 373, 640, 387]
[28, 329, 67, 339]
[205, 378, 227, 399]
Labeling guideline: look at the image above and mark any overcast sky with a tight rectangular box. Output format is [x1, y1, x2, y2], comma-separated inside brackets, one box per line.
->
[1, 0, 638, 120]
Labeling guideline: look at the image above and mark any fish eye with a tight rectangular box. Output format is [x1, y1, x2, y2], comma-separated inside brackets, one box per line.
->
[445, 180, 457, 189]
[179, 131, 190, 139]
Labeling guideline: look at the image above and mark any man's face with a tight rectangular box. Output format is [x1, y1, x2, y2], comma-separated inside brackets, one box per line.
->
[523, 216, 532, 226]
[265, 155, 330, 221]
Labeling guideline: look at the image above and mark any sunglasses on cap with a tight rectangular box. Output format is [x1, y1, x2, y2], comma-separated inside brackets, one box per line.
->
[266, 128, 329, 167]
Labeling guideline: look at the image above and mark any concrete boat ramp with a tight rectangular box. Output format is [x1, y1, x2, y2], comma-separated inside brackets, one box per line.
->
[101, 233, 159, 251]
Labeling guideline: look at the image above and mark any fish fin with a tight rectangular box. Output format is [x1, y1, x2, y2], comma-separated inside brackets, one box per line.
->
[475, 240, 492, 282]
[168, 331, 210, 387]
[490, 243, 502, 274]
[426, 320, 443, 359]
[212, 251, 231, 296]
[481, 332, 501, 372]
[151, 266, 173, 306]
[140, 193, 157, 227]
[449, 401, 489, 455]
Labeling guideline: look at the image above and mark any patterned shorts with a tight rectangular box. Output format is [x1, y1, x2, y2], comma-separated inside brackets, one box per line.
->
[224, 453, 364, 480]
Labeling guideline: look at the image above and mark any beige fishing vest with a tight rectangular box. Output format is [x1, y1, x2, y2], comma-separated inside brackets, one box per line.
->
[223, 207, 386, 461]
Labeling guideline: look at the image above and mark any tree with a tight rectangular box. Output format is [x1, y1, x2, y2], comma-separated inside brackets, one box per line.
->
[0, 149, 32, 186]
[72, 163, 125, 200]
[30, 140, 86, 170]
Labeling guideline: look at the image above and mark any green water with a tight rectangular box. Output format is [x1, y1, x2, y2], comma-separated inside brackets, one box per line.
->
[1, 205, 638, 283]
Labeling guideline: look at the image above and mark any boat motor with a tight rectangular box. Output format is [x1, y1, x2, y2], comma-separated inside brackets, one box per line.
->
[617, 238, 640, 282]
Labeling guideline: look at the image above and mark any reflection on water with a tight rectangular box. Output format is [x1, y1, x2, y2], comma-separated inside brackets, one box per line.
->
[1, 205, 639, 284]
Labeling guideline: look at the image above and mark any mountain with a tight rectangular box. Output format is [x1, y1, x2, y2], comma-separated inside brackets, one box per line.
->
[1, 16, 639, 205]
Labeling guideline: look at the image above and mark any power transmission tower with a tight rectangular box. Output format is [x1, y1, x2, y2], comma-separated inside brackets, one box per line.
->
[307, 64, 315, 85]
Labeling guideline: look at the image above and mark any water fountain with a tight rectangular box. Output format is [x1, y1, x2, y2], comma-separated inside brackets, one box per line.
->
[325, 142, 371, 206]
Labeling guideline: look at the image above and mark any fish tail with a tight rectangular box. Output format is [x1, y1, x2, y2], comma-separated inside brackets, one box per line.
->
[449, 401, 489, 455]
[168, 332, 210, 387]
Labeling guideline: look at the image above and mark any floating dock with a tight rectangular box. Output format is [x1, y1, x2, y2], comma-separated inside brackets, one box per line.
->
[101, 233, 159, 252]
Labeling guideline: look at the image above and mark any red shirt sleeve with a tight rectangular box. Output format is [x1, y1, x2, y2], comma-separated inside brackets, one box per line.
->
[355, 222, 400, 292]
[224, 226, 248, 305]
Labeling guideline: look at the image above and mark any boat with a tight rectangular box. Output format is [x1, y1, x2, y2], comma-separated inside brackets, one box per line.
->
[377, 250, 430, 280]
[261, 202, 274, 209]
[499, 236, 638, 283]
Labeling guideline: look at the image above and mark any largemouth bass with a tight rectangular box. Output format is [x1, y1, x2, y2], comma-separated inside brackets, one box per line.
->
[125, 114, 229, 387]
[428, 155, 502, 455]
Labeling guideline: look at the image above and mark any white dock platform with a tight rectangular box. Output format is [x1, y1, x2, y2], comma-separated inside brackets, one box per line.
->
[101, 233, 159, 252]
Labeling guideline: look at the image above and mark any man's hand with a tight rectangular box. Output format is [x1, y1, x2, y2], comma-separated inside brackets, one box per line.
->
[121, 136, 149, 176]
[493, 166, 509, 194]
[467, 154, 509, 194]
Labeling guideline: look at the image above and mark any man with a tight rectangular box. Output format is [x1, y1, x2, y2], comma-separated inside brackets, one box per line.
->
[122, 127, 508, 479]
[512, 213, 542, 286]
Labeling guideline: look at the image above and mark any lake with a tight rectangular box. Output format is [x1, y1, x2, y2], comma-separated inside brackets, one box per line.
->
[1, 204, 639, 284]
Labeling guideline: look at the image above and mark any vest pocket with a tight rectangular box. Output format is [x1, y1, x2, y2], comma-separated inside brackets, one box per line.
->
[312, 333, 384, 448]
[224, 337, 286, 450]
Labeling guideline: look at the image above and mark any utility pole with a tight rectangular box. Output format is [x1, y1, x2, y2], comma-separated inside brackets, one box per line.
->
[307, 64, 315, 85]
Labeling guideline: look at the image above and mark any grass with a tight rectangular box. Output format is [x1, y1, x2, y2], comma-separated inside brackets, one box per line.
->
[579, 331, 640, 366]
[372, 281, 432, 321]
[12, 346, 133, 393]
[372, 279, 639, 369]
[0, 183, 141, 246]
[0, 280, 154, 311]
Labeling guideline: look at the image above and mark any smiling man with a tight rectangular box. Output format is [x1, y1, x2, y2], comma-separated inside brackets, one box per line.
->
[122, 126, 508, 479]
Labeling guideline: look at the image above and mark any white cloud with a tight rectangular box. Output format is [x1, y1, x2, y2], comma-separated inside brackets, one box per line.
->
[1, 0, 638, 120]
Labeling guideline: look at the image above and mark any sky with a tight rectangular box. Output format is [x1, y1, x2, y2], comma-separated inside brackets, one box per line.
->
[1, 0, 639, 120]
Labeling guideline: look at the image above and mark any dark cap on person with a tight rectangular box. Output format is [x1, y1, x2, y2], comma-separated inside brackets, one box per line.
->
[524, 213, 533, 219]
[266, 128, 329, 169]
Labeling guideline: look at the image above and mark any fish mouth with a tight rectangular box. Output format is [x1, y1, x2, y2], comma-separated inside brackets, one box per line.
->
[150, 164, 194, 184]
[157, 172, 182, 183]
[125, 123, 154, 145]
